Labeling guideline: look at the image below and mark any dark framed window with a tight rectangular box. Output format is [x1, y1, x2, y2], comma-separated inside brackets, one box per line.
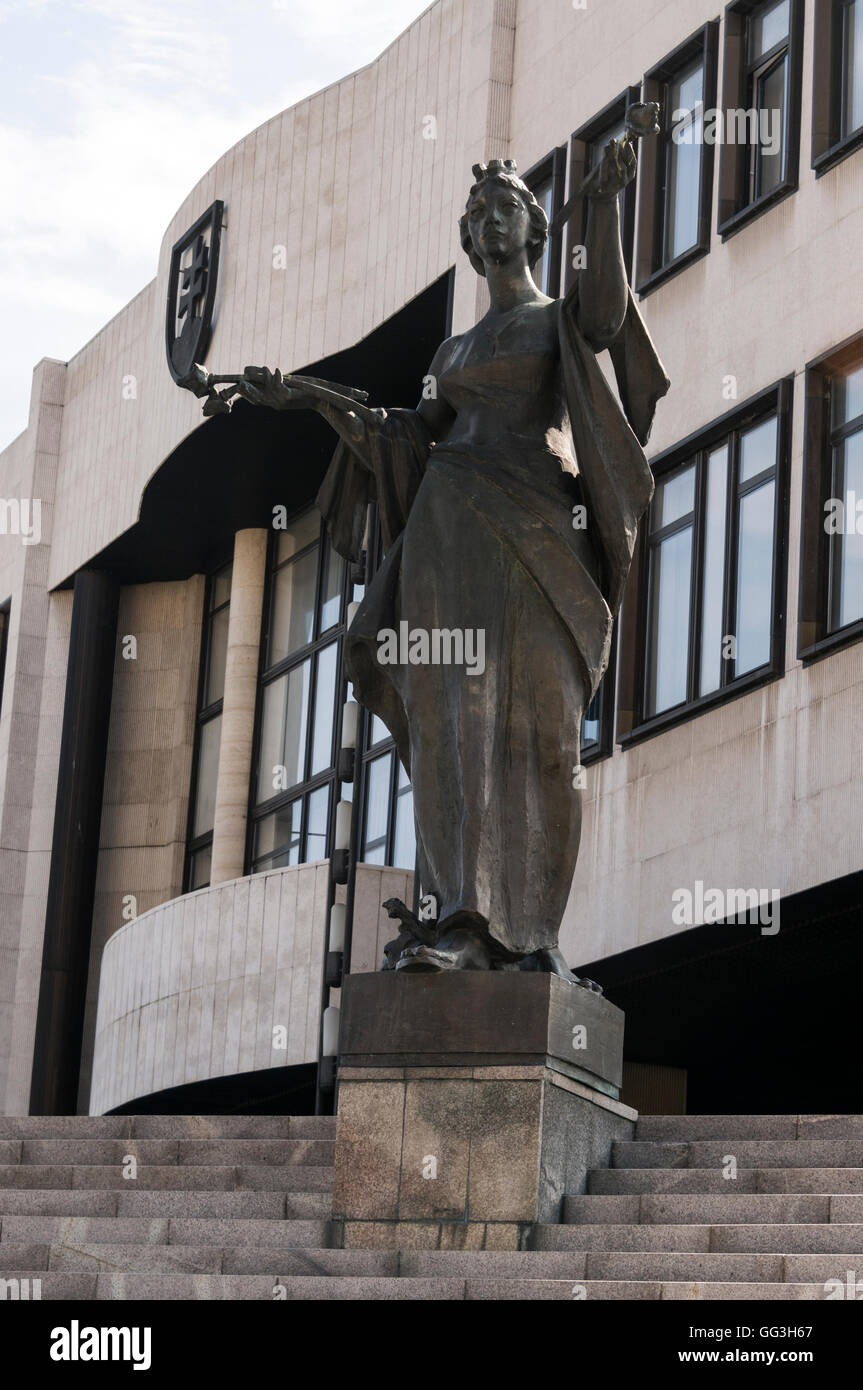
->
[0, 600, 9, 720]
[566, 89, 641, 291]
[358, 712, 417, 869]
[812, 0, 863, 172]
[799, 334, 863, 659]
[524, 146, 567, 297]
[355, 507, 417, 870]
[248, 510, 350, 874]
[718, 0, 804, 238]
[185, 561, 232, 891]
[635, 23, 719, 295]
[618, 380, 792, 739]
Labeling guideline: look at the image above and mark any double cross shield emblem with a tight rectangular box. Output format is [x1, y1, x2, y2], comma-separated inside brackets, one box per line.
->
[165, 199, 224, 385]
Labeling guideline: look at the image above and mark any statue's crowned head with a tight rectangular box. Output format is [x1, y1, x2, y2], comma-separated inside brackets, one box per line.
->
[459, 158, 549, 277]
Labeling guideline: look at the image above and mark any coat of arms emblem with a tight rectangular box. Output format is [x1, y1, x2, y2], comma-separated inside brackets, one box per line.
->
[165, 200, 224, 384]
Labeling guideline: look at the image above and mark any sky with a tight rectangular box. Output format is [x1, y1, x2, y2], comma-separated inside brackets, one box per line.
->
[0, 0, 433, 449]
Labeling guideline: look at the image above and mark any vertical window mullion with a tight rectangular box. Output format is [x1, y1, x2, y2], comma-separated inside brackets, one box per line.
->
[384, 750, 397, 865]
[722, 433, 741, 686]
[689, 451, 708, 701]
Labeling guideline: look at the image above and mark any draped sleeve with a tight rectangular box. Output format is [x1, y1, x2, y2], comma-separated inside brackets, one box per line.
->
[315, 409, 433, 563]
[559, 284, 670, 613]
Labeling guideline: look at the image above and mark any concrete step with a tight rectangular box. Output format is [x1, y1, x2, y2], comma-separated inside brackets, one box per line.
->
[0, 1243, 401, 1275]
[0, 1116, 336, 1140]
[0, 1270, 835, 1299]
[613, 1139, 863, 1169]
[565, 1193, 851, 1224]
[0, 1189, 331, 1219]
[589, 1166, 863, 1195]
[5, 1138, 334, 1167]
[0, 1216, 332, 1247]
[0, 1163, 333, 1191]
[534, 1222, 863, 1253]
[1, 1241, 851, 1285]
[635, 1115, 863, 1142]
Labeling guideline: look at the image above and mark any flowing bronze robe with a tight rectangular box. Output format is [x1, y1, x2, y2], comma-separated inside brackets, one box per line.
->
[317, 286, 669, 957]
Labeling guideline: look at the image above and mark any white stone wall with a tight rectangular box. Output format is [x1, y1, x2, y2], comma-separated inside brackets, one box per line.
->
[77, 576, 206, 1111]
[0, 359, 69, 1114]
[89, 862, 329, 1115]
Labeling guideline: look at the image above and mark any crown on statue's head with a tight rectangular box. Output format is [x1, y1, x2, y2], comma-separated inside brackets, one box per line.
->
[471, 158, 519, 181]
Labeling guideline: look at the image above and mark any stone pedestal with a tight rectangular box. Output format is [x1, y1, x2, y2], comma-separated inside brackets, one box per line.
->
[331, 973, 637, 1249]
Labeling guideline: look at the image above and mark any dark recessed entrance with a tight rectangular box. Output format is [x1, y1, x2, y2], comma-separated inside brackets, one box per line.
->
[580, 868, 863, 1114]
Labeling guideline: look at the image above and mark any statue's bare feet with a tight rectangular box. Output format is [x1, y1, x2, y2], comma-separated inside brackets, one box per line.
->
[517, 947, 604, 994]
[396, 926, 493, 973]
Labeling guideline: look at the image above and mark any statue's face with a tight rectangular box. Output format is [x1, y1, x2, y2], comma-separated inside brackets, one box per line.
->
[466, 181, 532, 269]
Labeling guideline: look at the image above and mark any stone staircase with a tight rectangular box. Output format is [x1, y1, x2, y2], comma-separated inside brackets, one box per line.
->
[2, 1114, 863, 1299]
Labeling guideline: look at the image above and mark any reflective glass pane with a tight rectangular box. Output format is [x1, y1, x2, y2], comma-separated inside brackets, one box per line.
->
[740, 416, 778, 482]
[754, 57, 787, 196]
[648, 528, 692, 715]
[254, 800, 302, 868]
[665, 62, 703, 261]
[369, 714, 389, 746]
[189, 844, 211, 891]
[363, 752, 393, 864]
[749, 0, 790, 59]
[192, 714, 221, 838]
[269, 547, 318, 665]
[833, 430, 863, 629]
[305, 785, 330, 862]
[699, 447, 729, 696]
[276, 511, 319, 562]
[311, 642, 338, 776]
[205, 603, 230, 706]
[257, 661, 310, 801]
[319, 542, 344, 632]
[582, 685, 601, 746]
[833, 364, 863, 427]
[652, 465, 696, 530]
[844, 0, 863, 134]
[211, 564, 232, 610]
[392, 763, 416, 870]
[735, 480, 775, 673]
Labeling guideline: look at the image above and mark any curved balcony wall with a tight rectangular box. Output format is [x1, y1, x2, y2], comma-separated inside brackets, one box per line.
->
[89, 862, 329, 1115]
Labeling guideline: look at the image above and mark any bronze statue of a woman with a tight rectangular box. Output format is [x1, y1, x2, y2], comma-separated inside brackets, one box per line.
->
[194, 128, 669, 981]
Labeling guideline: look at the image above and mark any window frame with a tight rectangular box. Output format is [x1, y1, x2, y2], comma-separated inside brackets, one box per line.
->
[798, 331, 863, 661]
[635, 22, 719, 297]
[245, 515, 351, 876]
[184, 560, 232, 892]
[358, 716, 415, 867]
[523, 146, 567, 299]
[354, 505, 418, 871]
[812, 0, 863, 173]
[618, 378, 793, 744]
[566, 88, 641, 292]
[0, 599, 9, 721]
[717, 0, 804, 239]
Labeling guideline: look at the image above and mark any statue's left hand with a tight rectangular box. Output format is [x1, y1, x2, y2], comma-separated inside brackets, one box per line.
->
[581, 137, 637, 202]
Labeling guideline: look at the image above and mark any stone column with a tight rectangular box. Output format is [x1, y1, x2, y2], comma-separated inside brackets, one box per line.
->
[210, 528, 267, 885]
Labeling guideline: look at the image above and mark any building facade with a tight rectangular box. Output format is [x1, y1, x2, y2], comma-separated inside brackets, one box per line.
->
[1, 0, 862, 1118]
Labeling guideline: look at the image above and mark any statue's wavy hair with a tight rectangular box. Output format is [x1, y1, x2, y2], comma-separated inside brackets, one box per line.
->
[459, 159, 549, 277]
